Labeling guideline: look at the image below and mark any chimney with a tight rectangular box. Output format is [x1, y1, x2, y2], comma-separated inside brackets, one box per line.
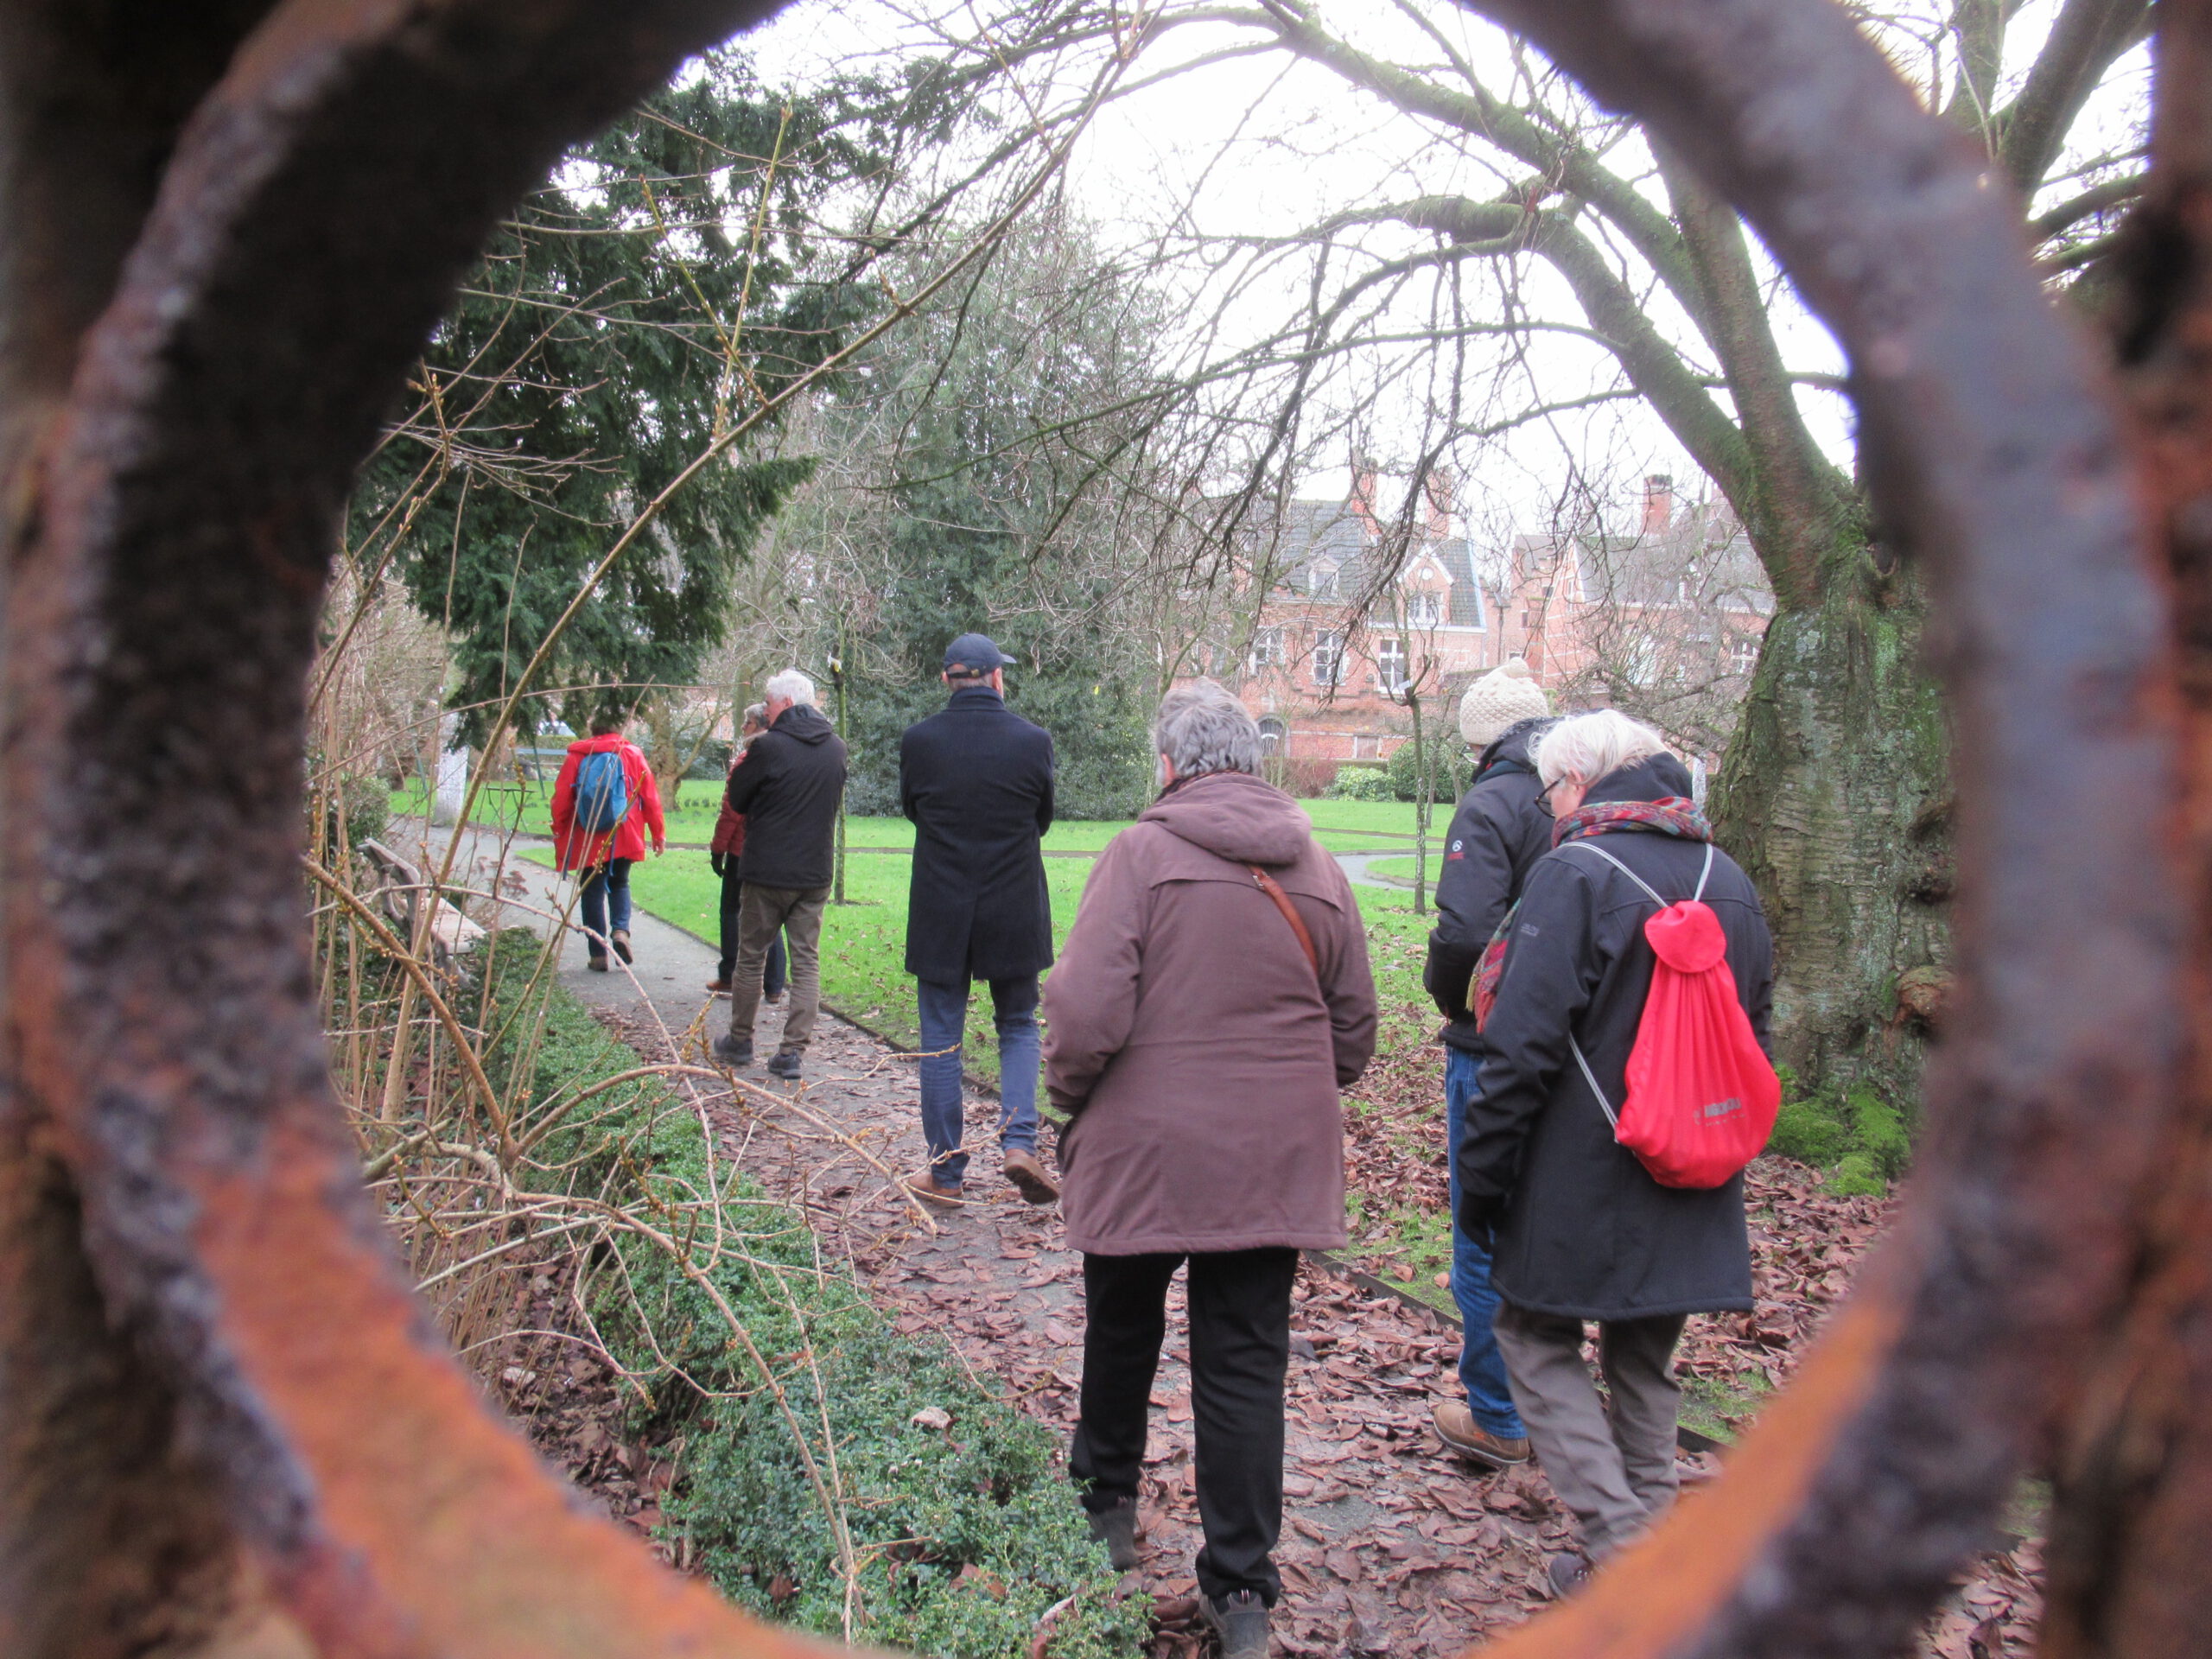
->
[1351, 454, 1381, 532]
[1422, 467, 1454, 542]
[1641, 474, 1674, 536]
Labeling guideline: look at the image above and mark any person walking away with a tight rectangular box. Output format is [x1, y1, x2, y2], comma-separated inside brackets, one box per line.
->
[898, 632, 1059, 1206]
[708, 702, 788, 1002]
[1421, 659, 1551, 1471]
[1046, 681, 1376, 1659]
[550, 709, 665, 972]
[1456, 709, 1773, 1597]
[712, 670, 846, 1081]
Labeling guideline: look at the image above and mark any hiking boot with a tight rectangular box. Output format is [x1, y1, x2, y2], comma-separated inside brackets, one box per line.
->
[902, 1172, 964, 1206]
[586, 953, 609, 973]
[766, 1049, 804, 1080]
[1003, 1147, 1060, 1206]
[713, 1033, 753, 1066]
[610, 929, 633, 964]
[765, 989, 787, 1007]
[1084, 1497, 1140, 1572]
[1433, 1400, 1529, 1469]
[706, 976, 732, 994]
[1546, 1552, 1594, 1599]
[1201, 1590, 1268, 1659]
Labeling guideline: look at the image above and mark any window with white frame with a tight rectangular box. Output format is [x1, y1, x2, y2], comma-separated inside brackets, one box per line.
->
[1258, 717, 1287, 755]
[1313, 630, 1344, 687]
[1374, 636, 1408, 693]
[1407, 591, 1443, 628]
[1731, 632, 1760, 675]
[1250, 626, 1284, 671]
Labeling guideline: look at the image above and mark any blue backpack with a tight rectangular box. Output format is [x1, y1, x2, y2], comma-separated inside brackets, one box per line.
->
[573, 748, 629, 836]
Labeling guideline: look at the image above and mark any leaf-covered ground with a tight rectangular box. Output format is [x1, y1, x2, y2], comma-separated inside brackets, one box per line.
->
[513, 978, 2046, 1659]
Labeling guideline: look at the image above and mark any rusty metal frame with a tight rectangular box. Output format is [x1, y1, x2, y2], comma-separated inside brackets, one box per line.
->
[0, 0, 2203, 1653]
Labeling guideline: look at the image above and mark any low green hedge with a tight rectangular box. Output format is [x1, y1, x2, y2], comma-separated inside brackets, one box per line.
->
[458, 931, 1142, 1657]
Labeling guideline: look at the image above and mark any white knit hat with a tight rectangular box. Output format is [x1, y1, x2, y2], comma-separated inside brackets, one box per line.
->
[1458, 659, 1549, 747]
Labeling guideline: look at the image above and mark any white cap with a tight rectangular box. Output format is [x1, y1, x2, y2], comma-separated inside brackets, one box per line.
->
[1458, 659, 1549, 748]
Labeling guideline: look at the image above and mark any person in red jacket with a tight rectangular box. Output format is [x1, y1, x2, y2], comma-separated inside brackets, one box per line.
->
[707, 703, 787, 999]
[550, 710, 665, 971]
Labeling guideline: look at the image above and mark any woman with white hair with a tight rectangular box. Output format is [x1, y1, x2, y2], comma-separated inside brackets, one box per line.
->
[1044, 679, 1376, 1659]
[1455, 708, 1773, 1596]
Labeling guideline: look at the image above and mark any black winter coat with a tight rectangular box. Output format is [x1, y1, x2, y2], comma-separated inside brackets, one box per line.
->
[899, 686, 1056, 982]
[1425, 718, 1554, 1053]
[1456, 755, 1774, 1322]
[723, 703, 848, 891]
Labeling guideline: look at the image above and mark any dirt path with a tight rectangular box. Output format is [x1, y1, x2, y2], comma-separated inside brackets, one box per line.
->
[592, 985, 1622, 1658]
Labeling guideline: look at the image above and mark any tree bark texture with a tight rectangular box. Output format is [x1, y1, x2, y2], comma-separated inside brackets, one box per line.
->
[1714, 564, 1949, 1091]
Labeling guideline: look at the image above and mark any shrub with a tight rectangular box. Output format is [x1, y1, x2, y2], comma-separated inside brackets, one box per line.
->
[1325, 764, 1393, 801]
[457, 933, 1141, 1657]
[1387, 735, 1473, 804]
[1275, 757, 1340, 797]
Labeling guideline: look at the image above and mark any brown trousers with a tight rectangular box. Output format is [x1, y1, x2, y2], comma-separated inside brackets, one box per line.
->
[726, 883, 827, 1052]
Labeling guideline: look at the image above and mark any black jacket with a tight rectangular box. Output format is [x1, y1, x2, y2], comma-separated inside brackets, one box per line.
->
[1425, 717, 1554, 1052]
[723, 703, 848, 891]
[899, 686, 1055, 982]
[1456, 754, 1774, 1322]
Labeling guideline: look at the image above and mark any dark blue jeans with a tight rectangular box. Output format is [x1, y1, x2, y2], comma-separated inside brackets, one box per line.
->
[579, 858, 632, 958]
[916, 974, 1039, 1186]
[1446, 1045, 1528, 1439]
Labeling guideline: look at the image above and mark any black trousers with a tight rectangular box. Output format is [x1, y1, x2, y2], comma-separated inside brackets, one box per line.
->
[715, 861, 786, 995]
[1071, 1248, 1298, 1605]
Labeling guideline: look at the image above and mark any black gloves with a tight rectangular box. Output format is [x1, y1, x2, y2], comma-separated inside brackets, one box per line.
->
[1424, 939, 1474, 1021]
[710, 852, 727, 878]
[1455, 1190, 1503, 1252]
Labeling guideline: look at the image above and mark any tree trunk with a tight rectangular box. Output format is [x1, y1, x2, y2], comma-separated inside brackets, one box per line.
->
[1713, 551, 1950, 1096]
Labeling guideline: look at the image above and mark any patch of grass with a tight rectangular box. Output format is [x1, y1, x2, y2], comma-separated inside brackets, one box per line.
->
[459, 933, 1144, 1659]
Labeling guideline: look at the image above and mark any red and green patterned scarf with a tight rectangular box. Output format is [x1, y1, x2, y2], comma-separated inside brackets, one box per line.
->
[1471, 795, 1712, 1030]
[1552, 794, 1712, 848]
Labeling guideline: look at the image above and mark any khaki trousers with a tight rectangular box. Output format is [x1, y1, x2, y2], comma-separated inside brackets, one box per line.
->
[726, 884, 827, 1053]
[1493, 1301, 1686, 1560]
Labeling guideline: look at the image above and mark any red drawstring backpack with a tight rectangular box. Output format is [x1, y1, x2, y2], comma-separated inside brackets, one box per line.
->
[1561, 842, 1780, 1189]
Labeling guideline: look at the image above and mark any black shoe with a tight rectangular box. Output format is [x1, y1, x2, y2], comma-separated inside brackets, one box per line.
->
[1084, 1497, 1140, 1571]
[1201, 1590, 1268, 1659]
[766, 1049, 803, 1080]
[1547, 1552, 1594, 1599]
[714, 1033, 753, 1066]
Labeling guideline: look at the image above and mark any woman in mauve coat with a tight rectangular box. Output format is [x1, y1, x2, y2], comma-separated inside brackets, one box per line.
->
[1043, 679, 1376, 1659]
[549, 710, 664, 970]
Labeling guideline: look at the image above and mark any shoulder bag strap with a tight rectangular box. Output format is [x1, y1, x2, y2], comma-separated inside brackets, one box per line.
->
[1247, 864, 1320, 976]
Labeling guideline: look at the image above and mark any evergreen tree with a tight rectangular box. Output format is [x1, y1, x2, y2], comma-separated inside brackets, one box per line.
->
[817, 213, 1167, 820]
[348, 54, 887, 740]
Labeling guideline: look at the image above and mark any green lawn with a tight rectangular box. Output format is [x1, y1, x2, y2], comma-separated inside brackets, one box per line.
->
[513, 816, 1440, 1084]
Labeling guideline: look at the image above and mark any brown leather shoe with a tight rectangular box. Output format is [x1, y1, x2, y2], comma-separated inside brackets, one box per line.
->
[1433, 1400, 1530, 1468]
[610, 928, 633, 964]
[586, 954, 608, 973]
[903, 1173, 964, 1206]
[705, 976, 732, 994]
[1002, 1147, 1060, 1206]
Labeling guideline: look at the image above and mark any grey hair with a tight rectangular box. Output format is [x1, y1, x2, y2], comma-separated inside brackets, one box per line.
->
[741, 701, 768, 728]
[1154, 678, 1262, 779]
[765, 669, 816, 707]
[1534, 709, 1669, 789]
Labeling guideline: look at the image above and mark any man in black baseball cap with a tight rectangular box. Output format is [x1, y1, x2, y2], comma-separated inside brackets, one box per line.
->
[899, 632, 1059, 1206]
[943, 632, 1015, 676]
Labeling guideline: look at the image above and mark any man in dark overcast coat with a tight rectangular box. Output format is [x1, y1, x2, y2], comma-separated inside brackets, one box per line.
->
[899, 632, 1059, 1206]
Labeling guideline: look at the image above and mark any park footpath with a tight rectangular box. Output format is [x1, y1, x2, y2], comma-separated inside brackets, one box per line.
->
[391, 817, 2036, 1658]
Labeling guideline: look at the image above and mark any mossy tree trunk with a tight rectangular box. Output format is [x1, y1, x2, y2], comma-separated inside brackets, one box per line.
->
[1713, 550, 1950, 1096]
